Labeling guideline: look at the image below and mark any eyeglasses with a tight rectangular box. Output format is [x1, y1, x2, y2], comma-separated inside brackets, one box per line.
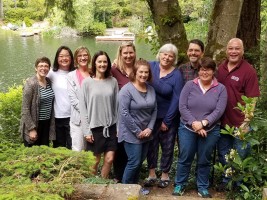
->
[77, 54, 89, 58]
[37, 64, 50, 69]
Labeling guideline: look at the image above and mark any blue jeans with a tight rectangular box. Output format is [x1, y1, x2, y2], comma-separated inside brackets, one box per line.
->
[122, 142, 149, 184]
[175, 123, 220, 191]
[217, 133, 251, 183]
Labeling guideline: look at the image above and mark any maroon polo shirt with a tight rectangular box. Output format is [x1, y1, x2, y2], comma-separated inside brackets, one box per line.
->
[217, 59, 260, 127]
[111, 66, 130, 90]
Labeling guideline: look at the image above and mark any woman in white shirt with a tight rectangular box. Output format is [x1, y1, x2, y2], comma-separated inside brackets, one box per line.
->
[47, 46, 75, 149]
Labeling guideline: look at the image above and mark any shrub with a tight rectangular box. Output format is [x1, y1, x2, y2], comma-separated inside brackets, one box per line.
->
[0, 143, 95, 199]
[214, 96, 267, 200]
[0, 85, 23, 143]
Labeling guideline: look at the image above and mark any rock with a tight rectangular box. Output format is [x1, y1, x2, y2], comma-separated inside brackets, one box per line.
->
[72, 184, 141, 200]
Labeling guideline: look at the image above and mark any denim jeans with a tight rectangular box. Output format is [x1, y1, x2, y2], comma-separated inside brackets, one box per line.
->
[175, 123, 220, 191]
[217, 133, 251, 183]
[122, 141, 149, 184]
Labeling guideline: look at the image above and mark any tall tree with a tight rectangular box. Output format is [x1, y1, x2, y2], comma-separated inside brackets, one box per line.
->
[0, 0, 3, 19]
[237, 0, 261, 51]
[205, 0, 244, 61]
[146, 0, 188, 63]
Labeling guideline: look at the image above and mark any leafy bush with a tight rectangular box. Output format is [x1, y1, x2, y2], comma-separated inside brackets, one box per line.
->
[0, 143, 95, 199]
[0, 85, 23, 143]
[4, 8, 45, 25]
[215, 96, 267, 200]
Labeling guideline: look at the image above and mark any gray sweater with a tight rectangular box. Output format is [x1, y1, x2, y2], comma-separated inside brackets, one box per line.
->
[118, 82, 157, 144]
[80, 76, 119, 137]
[20, 75, 56, 143]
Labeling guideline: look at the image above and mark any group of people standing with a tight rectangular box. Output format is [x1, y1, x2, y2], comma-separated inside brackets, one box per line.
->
[20, 37, 260, 198]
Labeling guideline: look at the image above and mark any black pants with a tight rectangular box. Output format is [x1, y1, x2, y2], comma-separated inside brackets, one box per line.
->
[113, 142, 128, 182]
[24, 119, 50, 147]
[53, 117, 71, 149]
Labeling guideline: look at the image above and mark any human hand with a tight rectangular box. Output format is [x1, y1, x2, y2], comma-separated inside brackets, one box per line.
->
[142, 128, 152, 137]
[192, 121, 202, 131]
[29, 129, 38, 141]
[85, 135, 94, 143]
[160, 122, 168, 132]
[197, 129, 207, 137]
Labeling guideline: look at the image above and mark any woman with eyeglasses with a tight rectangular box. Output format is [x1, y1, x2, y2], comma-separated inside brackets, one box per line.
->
[47, 46, 75, 149]
[67, 46, 92, 151]
[20, 57, 55, 147]
[173, 57, 227, 198]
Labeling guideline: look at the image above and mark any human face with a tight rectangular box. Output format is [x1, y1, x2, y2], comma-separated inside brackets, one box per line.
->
[187, 43, 203, 65]
[77, 50, 89, 68]
[95, 55, 108, 75]
[198, 67, 214, 83]
[135, 65, 150, 84]
[121, 46, 136, 65]
[159, 51, 175, 68]
[58, 49, 71, 70]
[226, 39, 244, 65]
[35, 62, 50, 78]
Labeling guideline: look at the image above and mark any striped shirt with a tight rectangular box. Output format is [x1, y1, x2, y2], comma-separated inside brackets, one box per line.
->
[39, 84, 54, 120]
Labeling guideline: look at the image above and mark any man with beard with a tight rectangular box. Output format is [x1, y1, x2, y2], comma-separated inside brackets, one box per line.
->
[179, 39, 204, 84]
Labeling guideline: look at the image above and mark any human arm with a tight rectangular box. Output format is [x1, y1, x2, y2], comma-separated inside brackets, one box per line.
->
[67, 71, 80, 112]
[21, 79, 37, 132]
[119, 86, 142, 138]
[204, 85, 228, 126]
[179, 81, 197, 126]
[80, 80, 92, 137]
[162, 70, 184, 128]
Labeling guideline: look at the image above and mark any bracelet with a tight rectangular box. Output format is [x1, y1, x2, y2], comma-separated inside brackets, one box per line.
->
[201, 120, 205, 127]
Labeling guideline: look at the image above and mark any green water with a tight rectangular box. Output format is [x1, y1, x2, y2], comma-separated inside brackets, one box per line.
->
[0, 30, 155, 91]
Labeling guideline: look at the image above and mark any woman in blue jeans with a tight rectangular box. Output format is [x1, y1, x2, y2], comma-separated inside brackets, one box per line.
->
[118, 59, 157, 184]
[173, 57, 227, 198]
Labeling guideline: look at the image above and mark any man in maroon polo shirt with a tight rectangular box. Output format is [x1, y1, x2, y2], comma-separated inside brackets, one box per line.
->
[216, 38, 260, 190]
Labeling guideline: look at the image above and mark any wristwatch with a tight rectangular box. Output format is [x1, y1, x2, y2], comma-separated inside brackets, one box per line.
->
[201, 120, 208, 127]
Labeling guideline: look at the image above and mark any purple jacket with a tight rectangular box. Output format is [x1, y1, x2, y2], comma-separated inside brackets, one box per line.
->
[179, 78, 227, 128]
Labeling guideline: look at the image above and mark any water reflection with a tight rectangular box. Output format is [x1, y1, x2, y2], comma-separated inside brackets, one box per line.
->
[0, 30, 155, 91]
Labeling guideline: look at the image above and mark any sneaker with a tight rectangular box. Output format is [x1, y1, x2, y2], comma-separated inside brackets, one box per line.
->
[172, 185, 185, 196]
[140, 187, 150, 195]
[198, 189, 212, 198]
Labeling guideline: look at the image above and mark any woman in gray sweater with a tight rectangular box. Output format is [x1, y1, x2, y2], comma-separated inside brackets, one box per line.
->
[80, 51, 119, 178]
[20, 57, 55, 147]
[118, 59, 157, 184]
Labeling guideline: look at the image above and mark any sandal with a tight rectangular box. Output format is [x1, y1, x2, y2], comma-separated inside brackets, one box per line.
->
[158, 179, 171, 188]
[143, 178, 157, 187]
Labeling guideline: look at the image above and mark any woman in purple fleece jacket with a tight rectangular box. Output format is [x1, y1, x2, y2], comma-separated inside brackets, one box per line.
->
[173, 57, 227, 198]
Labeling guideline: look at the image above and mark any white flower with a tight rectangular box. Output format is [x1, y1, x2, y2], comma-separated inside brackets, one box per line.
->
[225, 167, 234, 177]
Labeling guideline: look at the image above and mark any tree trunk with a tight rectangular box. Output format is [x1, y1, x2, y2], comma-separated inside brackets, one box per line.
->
[146, 0, 188, 64]
[237, 0, 261, 50]
[205, 0, 244, 61]
[237, 0, 261, 73]
[0, 0, 4, 19]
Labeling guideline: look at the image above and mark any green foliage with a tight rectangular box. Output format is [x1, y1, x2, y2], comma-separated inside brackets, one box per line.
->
[215, 96, 267, 200]
[4, 7, 45, 25]
[0, 85, 22, 143]
[184, 20, 208, 43]
[0, 143, 95, 199]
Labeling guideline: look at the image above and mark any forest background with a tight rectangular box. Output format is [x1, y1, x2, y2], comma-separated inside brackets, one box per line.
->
[0, 0, 266, 199]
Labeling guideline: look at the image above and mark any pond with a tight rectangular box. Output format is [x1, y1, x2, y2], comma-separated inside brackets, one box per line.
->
[0, 30, 155, 91]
